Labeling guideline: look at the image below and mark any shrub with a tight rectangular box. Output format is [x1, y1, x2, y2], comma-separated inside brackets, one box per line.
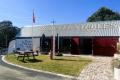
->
[113, 59, 120, 69]
[55, 53, 63, 56]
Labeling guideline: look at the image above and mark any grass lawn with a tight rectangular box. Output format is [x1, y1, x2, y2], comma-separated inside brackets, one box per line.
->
[5, 54, 92, 76]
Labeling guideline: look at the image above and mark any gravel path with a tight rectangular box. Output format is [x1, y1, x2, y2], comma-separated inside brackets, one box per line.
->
[77, 56, 114, 80]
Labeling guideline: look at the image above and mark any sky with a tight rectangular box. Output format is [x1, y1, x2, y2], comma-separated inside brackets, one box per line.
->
[0, 0, 120, 27]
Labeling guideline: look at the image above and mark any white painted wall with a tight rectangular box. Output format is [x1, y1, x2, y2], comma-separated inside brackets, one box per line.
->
[8, 38, 40, 53]
[33, 38, 40, 50]
[16, 39, 32, 51]
[8, 40, 16, 53]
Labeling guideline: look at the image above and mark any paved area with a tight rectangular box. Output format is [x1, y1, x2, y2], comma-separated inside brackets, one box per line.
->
[77, 56, 114, 80]
[0, 55, 71, 80]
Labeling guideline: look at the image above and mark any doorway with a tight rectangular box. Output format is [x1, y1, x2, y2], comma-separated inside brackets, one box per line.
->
[81, 38, 92, 55]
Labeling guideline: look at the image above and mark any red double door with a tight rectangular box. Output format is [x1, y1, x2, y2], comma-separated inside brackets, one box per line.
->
[93, 37, 118, 56]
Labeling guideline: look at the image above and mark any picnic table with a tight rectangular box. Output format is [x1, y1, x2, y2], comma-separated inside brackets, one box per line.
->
[16, 51, 37, 61]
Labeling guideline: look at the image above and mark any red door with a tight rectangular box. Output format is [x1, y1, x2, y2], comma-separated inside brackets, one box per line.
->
[71, 37, 80, 54]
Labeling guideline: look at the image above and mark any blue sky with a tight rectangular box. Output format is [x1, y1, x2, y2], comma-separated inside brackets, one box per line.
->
[0, 0, 120, 27]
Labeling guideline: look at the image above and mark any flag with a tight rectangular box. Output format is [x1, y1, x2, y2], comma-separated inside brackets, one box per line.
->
[33, 10, 35, 23]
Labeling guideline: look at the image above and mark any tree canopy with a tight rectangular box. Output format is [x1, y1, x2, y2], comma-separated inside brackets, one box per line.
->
[0, 21, 20, 48]
[87, 7, 120, 22]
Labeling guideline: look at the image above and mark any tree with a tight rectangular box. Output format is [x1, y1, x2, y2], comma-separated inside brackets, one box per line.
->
[0, 20, 20, 48]
[87, 7, 120, 22]
[41, 34, 46, 52]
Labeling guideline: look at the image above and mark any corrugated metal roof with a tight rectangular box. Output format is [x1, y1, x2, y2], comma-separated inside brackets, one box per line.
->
[19, 20, 120, 37]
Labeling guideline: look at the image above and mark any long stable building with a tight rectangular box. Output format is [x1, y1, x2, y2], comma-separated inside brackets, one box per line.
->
[8, 20, 120, 56]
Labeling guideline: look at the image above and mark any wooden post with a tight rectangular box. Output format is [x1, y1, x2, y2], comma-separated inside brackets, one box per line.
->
[51, 20, 56, 59]
[49, 50, 53, 60]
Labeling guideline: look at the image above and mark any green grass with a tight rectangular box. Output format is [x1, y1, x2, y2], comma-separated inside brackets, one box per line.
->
[5, 54, 92, 76]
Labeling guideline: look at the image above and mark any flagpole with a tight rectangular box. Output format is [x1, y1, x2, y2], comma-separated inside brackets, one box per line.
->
[32, 9, 35, 51]
[32, 22, 34, 51]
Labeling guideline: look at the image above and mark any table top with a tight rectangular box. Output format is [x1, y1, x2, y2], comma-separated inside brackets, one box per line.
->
[17, 50, 33, 52]
[24, 51, 34, 53]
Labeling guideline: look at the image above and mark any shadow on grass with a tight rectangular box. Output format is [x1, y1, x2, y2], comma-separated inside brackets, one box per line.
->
[54, 58, 91, 62]
[19, 59, 43, 63]
[19, 60, 27, 63]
